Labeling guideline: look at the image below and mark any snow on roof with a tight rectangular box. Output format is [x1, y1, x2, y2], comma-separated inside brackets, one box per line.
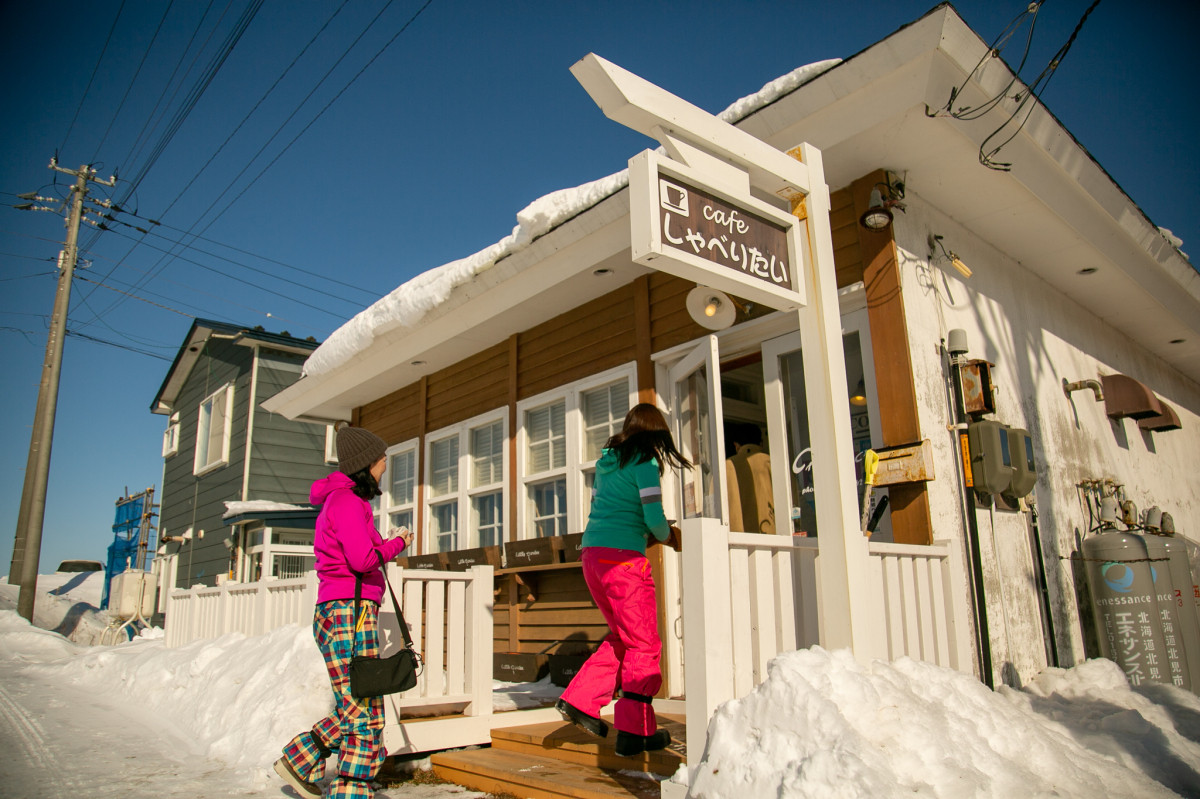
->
[222, 500, 313, 519]
[303, 59, 840, 379]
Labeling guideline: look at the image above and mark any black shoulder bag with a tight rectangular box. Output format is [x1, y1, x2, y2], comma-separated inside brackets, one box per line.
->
[348, 557, 422, 699]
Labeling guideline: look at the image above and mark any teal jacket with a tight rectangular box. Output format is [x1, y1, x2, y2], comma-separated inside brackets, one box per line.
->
[581, 449, 671, 554]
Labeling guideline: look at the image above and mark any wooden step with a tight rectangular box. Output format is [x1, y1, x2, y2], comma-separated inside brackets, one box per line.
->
[431, 746, 664, 799]
[491, 713, 686, 777]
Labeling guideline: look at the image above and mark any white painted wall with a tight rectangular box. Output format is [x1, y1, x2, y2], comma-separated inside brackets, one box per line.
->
[891, 193, 1200, 685]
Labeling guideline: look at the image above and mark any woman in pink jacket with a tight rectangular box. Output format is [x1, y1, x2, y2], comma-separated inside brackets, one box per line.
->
[275, 426, 413, 799]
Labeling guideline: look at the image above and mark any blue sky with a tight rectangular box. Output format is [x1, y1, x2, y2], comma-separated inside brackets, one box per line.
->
[1, 0, 1196, 575]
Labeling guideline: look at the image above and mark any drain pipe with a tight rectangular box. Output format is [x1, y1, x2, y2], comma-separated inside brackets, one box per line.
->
[945, 329, 995, 689]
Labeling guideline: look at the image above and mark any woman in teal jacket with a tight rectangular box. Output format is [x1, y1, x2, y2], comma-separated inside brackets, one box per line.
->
[556, 403, 688, 757]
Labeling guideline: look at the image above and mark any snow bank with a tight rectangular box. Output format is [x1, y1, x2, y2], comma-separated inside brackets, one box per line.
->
[687, 647, 1200, 798]
[303, 59, 840, 380]
[0, 571, 115, 644]
[222, 499, 313, 519]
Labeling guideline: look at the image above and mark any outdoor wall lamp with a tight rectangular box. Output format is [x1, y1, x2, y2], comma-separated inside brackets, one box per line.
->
[859, 173, 906, 231]
[929, 233, 972, 278]
[686, 286, 738, 330]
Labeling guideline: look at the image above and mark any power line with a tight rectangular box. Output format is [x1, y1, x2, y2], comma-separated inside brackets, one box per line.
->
[60, 0, 128, 154]
[91, 0, 178, 162]
[65, 328, 173, 361]
[72, 273, 194, 317]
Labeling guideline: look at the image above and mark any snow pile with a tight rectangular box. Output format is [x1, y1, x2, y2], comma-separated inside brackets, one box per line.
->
[687, 647, 1200, 798]
[222, 499, 313, 518]
[303, 59, 840, 380]
[0, 570, 115, 644]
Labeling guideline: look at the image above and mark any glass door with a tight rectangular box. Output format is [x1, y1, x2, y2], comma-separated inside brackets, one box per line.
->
[666, 335, 728, 525]
[762, 310, 890, 540]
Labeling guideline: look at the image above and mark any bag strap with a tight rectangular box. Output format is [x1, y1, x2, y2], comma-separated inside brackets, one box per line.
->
[350, 551, 414, 659]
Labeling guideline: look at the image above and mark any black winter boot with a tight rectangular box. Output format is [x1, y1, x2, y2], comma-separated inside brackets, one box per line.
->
[615, 728, 671, 757]
[556, 698, 609, 738]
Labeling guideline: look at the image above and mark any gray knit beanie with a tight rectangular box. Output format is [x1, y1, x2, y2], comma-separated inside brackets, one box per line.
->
[336, 426, 387, 475]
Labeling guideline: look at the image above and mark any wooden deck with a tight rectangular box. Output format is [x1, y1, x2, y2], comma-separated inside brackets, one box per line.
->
[431, 713, 686, 799]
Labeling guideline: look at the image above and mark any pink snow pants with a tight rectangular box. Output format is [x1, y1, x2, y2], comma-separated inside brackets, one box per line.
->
[560, 547, 661, 735]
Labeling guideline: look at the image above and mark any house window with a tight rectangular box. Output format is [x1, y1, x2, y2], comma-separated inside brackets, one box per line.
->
[324, 425, 338, 464]
[194, 384, 234, 475]
[162, 413, 180, 458]
[380, 441, 417, 535]
[517, 365, 635, 539]
[423, 413, 507, 553]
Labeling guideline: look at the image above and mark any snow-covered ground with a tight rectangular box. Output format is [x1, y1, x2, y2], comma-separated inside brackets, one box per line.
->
[2, 573, 1199, 798]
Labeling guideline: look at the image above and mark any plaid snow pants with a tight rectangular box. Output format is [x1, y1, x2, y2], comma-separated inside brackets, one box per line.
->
[559, 547, 661, 735]
[281, 599, 385, 798]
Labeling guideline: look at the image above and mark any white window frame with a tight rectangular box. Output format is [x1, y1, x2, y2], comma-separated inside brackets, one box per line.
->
[324, 425, 338, 464]
[194, 383, 234, 476]
[162, 412, 180, 458]
[422, 410, 508, 554]
[516, 363, 637, 540]
[379, 438, 419, 537]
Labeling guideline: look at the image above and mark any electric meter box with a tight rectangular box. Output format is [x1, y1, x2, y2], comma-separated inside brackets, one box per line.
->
[1003, 427, 1036, 499]
[110, 569, 157, 620]
[966, 420, 1013, 495]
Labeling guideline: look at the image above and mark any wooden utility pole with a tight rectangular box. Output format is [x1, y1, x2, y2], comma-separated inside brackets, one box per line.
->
[10, 160, 114, 622]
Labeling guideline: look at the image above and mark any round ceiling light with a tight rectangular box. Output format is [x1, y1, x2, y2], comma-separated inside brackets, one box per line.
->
[686, 286, 737, 330]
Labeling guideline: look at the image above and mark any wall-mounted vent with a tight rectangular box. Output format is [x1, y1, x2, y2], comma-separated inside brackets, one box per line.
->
[1100, 374, 1164, 420]
[1137, 402, 1182, 432]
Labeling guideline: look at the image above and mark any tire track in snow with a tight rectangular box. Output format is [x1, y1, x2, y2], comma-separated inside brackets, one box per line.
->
[0, 679, 74, 797]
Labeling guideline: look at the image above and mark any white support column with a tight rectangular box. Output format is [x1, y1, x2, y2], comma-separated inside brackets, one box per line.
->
[795, 143, 875, 657]
[681, 517, 733, 782]
[465, 565, 495, 717]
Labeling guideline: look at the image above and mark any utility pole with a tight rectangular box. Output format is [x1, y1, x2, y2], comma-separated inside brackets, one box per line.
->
[10, 160, 114, 623]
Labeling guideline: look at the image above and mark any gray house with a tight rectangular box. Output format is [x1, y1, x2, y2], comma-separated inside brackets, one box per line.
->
[150, 319, 329, 590]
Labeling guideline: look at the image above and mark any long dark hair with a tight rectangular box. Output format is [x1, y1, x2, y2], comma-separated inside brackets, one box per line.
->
[606, 403, 691, 476]
[347, 467, 382, 501]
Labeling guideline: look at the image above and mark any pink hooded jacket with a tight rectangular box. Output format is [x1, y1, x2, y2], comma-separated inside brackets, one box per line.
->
[310, 472, 407, 604]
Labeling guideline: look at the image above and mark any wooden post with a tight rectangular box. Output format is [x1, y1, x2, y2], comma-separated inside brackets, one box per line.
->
[466, 565, 495, 717]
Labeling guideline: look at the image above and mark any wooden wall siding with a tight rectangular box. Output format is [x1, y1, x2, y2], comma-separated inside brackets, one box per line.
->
[851, 170, 932, 546]
[516, 284, 638, 401]
[829, 186, 866, 288]
[358, 382, 422, 444]
[493, 570, 607, 655]
[248, 352, 330, 504]
[426, 342, 509, 431]
[648, 272, 708, 355]
[160, 338, 253, 588]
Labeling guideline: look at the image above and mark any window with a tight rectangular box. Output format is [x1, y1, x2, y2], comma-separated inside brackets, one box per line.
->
[423, 413, 507, 553]
[517, 365, 635, 539]
[162, 413, 180, 458]
[379, 441, 417, 535]
[324, 425, 338, 464]
[194, 384, 233, 475]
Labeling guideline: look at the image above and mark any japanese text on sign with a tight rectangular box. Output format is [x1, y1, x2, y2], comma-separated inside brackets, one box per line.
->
[658, 177, 791, 289]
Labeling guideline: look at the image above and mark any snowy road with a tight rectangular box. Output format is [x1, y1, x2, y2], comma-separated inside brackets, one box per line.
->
[0, 653, 281, 799]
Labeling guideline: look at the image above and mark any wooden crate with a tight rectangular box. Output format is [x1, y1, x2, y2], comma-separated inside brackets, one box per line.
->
[504, 537, 559, 568]
[400, 552, 449, 571]
[445, 545, 501, 571]
[493, 652, 549, 682]
[559, 533, 584, 562]
[549, 652, 591, 687]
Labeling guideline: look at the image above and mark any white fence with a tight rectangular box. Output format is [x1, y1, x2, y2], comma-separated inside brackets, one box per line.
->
[677, 518, 972, 791]
[163, 565, 496, 754]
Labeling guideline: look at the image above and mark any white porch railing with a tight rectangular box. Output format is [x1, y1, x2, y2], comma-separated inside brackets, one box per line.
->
[163, 565, 496, 754]
[677, 518, 972, 792]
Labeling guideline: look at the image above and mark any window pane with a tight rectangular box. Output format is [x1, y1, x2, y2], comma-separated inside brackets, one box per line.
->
[389, 450, 415, 505]
[471, 421, 503, 488]
[430, 437, 459, 497]
[473, 493, 503, 548]
[431, 502, 458, 552]
[530, 478, 566, 538]
[526, 402, 565, 474]
[207, 388, 228, 464]
[582, 381, 629, 460]
[390, 511, 413, 533]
